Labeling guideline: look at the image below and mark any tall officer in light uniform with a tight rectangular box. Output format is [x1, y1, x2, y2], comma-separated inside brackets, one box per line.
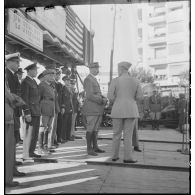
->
[21, 63, 41, 160]
[82, 62, 107, 156]
[108, 61, 143, 163]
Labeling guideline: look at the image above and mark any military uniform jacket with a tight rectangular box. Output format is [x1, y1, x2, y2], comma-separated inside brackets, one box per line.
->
[61, 85, 73, 113]
[21, 76, 41, 116]
[82, 74, 105, 116]
[108, 74, 143, 118]
[39, 81, 55, 117]
[6, 68, 22, 117]
[149, 95, 161, 112]
[55, 82, 63, 113]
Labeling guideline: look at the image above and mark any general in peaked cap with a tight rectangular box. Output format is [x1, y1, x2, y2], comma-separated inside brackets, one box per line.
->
[24, 63, 38, 71]
[5, 52, 21, 62]
[88, 62, 100, 69]
[118, 61, 132, 70]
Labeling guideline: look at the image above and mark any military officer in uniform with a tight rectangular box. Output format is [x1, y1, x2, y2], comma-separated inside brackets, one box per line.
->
[108, 61, 143, 163]
[48, 68, 61, 149]
[5, 52, 26, 177]
[60, 75, 74, 142]
[82, 62, 107, 156]
[149, 89, 162, 130]
[38, 69, 55, 154]
[21, 63, 41, 159]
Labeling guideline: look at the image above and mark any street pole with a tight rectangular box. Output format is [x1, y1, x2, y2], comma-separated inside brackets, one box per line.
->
[109, 4, 116, 85]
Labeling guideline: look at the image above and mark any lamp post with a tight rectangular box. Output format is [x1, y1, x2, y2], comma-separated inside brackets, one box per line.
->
[109, 4, 116, 85]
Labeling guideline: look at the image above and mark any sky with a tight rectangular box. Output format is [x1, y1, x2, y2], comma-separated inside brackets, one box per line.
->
[72, 4, 139, 93]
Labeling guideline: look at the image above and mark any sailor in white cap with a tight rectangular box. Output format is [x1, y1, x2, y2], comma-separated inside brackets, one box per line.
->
[5, 52, 27, 178]
[107, 61, 143, 163]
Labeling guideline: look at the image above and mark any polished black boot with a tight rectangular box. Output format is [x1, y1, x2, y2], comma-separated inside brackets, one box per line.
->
[86, 132, 97, 156]
[92, 131, 105, 153]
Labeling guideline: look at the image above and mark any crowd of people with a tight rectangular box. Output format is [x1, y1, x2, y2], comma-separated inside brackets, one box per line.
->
[5, 52, 188, 188]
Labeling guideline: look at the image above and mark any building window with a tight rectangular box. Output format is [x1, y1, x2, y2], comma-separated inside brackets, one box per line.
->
[138, 9, 142, 22]
[138, 28, 142, 39]
[168, 21, 184, 33]
[168, 42, 184, 55]
[155, 47, 166, 58]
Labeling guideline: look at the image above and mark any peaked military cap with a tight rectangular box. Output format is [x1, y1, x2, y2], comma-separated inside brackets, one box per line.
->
[88, 62, 100, 69]
[5, 52, 21, 62]
[24, 63, 38, 71]
[118, 61, 132, 70]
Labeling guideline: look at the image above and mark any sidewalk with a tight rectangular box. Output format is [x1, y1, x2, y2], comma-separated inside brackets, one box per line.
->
[6, 127, 190, 194]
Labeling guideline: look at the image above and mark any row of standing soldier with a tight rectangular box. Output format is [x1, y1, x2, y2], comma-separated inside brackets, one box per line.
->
[5, 52, 80, 187]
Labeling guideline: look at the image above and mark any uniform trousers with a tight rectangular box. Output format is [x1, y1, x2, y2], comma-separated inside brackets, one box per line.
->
[48, 113, 58, 147]
[61, 113, 72, 140]
[132, 118, 139, 148]
[112, 118, 136, 160]
[39, 116, 53, 148]
[5, 124, 15, 183]
[86, 115, 102, 132]
[56, 113, 63, 142]
[23, 116, 40, 157]
[71, 113, 77, 137]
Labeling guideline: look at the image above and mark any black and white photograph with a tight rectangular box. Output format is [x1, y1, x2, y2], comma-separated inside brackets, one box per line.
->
[4, 0, 191, 194]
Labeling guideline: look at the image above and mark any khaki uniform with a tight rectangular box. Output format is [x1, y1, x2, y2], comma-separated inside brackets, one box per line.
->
[108, 74, 143, 160]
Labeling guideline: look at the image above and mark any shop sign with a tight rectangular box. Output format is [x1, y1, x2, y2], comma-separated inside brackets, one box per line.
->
[8, 9, 43, 51]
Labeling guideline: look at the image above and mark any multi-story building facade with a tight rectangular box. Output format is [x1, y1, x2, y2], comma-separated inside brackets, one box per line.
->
[136, 1, 190, 96]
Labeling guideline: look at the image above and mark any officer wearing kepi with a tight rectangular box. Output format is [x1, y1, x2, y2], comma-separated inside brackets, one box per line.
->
[82, 62, 107, 156]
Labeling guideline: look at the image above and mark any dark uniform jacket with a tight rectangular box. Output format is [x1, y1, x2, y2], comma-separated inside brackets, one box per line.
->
[6, 68, 22, 117]
[39, 81, 55, 117]
[54, 81, 63, 114]
[82, 74, 105, 116]
[61, 85, 73, 114]
[149, 94, 161, 112]
[21, 76, 41, 116]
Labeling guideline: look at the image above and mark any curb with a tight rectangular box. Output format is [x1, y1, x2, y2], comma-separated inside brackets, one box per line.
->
[86, 160, 189, 172]
[98, 137, 189, 144]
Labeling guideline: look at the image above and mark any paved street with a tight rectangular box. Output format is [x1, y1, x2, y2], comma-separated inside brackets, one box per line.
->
[6, 127, 190, 194]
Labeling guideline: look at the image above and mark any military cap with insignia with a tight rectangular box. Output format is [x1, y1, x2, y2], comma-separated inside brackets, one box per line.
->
[24, 63, 38, 71]
[88, 62, 100, 69]
[5, 52, 21, 62]
[118, 61, 132, 70]
[15, 68, 24, 74]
